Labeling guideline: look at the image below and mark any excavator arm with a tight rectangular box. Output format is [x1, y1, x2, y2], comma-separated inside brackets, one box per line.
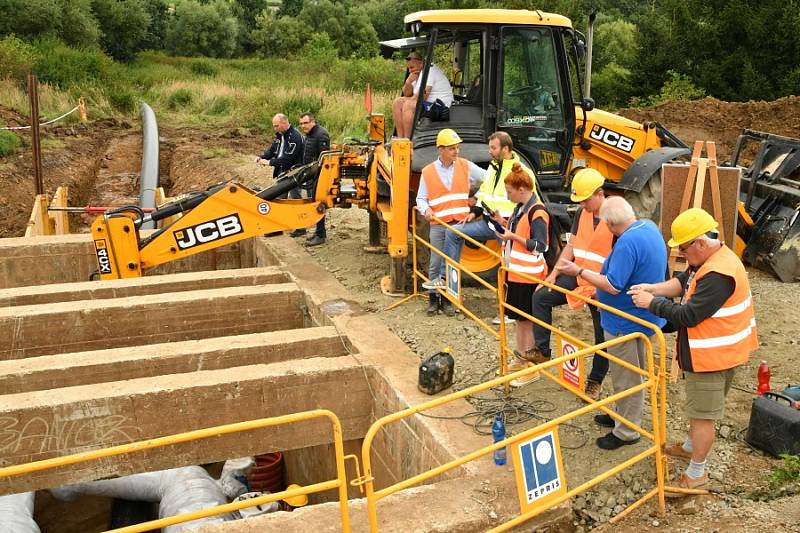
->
[91, 173, 324, 280]
[91, 129, 413, 284]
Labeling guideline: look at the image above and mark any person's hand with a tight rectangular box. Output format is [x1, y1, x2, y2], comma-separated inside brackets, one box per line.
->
[536, 272, 557, 292]
[407, 69, 420, 81]
[256, 157, 268, 167]
[496, 228, 514, 241]
[424, 208, 433, 222]
[462, 212, 476, 223]
[555, 258, 580, 276]
[629, 283, 655, 294]
[629, 288, 654, 309]
[489, 210, 504, 224]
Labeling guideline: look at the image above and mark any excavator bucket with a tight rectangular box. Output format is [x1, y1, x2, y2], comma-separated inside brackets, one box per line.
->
[733, 129, 800, 282]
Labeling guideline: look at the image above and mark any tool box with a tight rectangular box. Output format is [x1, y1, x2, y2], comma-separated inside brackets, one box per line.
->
[745, 392, 800, 456]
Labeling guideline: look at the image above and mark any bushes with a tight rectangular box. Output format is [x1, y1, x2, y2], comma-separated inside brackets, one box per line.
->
[188, 59, 219, 77]
[165, 0, 239, 58]
[0, 130, 22, 157]
[31, 38, 113, 88]
[167, 88, 193, 110]
[0, 36, 36, 86]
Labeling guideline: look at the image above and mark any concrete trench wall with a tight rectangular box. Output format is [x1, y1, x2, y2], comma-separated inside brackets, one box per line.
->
[0, 234, 571, 532]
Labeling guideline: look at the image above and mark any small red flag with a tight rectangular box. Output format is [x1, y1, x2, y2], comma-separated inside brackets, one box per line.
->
[365, 83, 373, 114]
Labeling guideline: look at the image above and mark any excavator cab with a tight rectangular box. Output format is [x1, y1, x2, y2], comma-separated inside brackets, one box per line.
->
[382, 10, 579, 186]
[382, 9, 689, 215]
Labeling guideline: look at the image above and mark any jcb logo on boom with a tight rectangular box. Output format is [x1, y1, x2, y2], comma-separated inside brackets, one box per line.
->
[589, 125, 634, 153]
[174, 214, 244, 250]
[94, 240, 112, 274]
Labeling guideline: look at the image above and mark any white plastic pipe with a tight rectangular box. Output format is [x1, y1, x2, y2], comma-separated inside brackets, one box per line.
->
[0, 492, 40, 533]
[50, 466, 229, 531]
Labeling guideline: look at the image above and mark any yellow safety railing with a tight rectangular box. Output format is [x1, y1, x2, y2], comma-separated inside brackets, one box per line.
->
[0, 410, 353, 533]
[387, 213, 502, 339]
[360, 331, 658, 531]
[375, 213, 699, 528]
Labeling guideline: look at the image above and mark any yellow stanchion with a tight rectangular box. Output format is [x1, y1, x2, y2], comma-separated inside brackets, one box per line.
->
[0, 410, 353, 533]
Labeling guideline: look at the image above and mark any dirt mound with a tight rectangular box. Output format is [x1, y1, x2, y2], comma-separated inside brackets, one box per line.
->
[617, 96, 800, 161]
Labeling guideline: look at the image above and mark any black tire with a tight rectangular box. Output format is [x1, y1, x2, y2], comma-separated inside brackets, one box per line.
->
[625, 172, 662, 223]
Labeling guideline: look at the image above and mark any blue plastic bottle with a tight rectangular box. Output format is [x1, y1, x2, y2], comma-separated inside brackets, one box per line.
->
[492, 413, 507, 465]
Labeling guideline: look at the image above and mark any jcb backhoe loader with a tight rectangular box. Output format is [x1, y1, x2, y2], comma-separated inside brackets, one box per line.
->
[93, 9, 699, 288]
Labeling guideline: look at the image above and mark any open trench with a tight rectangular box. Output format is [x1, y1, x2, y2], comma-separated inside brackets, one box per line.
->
[0, 128, 575, 532]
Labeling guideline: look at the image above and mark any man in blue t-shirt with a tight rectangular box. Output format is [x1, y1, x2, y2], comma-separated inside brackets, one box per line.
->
[557, 196, 666, 450]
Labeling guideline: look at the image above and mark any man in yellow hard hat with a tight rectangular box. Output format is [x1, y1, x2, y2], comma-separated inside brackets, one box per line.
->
[557, 196, 667, 451]
[629, 208, 758, 494]
[416, 128, 486, 316]
[529, 168, 613, 400]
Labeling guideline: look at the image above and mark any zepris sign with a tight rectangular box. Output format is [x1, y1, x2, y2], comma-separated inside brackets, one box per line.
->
[589, 125, 634, 153]
[173, 214, 244, 250]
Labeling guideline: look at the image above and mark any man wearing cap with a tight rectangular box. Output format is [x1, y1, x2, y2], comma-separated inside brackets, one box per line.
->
[629, 208, 758, 493]
[529, 168, 612, 400]
[392, 50, 454, 139]
[416, 128, 486, 316]
[557, 196, 667, 451]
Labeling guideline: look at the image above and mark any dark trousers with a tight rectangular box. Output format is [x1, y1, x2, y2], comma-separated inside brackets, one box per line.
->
[314, 215, 326, 238]
[531, 274, 609, 384]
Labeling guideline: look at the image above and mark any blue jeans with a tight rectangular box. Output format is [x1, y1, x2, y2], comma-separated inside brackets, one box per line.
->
[443, 218, 500, 264]
[428, 223, 447, 290]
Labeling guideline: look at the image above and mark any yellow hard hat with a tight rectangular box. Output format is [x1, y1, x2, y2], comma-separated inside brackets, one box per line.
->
[282, 484, 309, 507]
[570, 168, 605, 202]
[436, 128, 462, 147]
[668, 208, 719, 247]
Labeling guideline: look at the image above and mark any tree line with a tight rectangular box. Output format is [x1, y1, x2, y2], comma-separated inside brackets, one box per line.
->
[0, 0, 797, 107]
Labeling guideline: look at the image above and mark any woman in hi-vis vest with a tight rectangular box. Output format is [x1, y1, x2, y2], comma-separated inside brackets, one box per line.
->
[489, 163, 550, 387]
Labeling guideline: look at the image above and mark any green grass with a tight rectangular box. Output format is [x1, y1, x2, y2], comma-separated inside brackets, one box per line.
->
[0, 51, 401, 142]
[0, 130, 22, 157]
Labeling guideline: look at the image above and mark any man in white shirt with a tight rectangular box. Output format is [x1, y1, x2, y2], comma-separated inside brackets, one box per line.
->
[392, 51, 454, 138]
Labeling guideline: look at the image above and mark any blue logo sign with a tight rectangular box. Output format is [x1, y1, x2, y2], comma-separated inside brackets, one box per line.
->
[518, 431, 562, 503]
[446, 263, 460, 300]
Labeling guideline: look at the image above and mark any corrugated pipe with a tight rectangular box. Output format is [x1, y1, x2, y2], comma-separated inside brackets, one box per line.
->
[0, 492, 39, 533]
[139, 102, 159, 230]
[50, 466, 229, 532]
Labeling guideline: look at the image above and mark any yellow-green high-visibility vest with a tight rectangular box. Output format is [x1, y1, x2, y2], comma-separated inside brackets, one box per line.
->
[476, 152, 536, 219]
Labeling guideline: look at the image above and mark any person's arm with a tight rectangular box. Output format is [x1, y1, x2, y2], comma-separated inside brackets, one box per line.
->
[648, 273, 735, 327]
[415, 178, 432, 219]
[523, 217, 548, 253]
[403, 70, 420, 97]
[270, 129, 303, 168]
[259, 138, 278, 161]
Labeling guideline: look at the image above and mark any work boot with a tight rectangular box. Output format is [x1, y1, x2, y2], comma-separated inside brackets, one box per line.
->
[305, 235, 325, 246]
[289, 228, 307, 237]
[426, 293, 439, 316]
[521, 347, 550, 365]
[584, 379, 603, 401]
[440, 298, 456, 317]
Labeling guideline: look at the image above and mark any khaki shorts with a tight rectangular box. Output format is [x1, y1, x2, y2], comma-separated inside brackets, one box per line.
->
[684, 368, 737, 420]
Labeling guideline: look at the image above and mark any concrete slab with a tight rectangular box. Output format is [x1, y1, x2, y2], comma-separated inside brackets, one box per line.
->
[0, 283, 307, 359]
[0, 327, 350, 394]
[0, 358, 373, 494]
[0, 267, 291, 307]
[0, 234, 274, 288]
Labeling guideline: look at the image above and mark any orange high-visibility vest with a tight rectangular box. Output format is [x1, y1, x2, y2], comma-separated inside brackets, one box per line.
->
[505, 198, 548, 284]
[566, 208, 614, 309]
[683, 246, 758, 372]
[421, 159, 470, 224]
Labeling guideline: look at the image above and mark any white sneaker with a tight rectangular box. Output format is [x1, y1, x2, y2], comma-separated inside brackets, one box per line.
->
[492, 315, 514, 325]
[422, 278, 445, 290]
[510, 372, 540, 387]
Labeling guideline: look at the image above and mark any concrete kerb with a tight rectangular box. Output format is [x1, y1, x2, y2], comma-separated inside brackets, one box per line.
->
[252, 235, 573, 532]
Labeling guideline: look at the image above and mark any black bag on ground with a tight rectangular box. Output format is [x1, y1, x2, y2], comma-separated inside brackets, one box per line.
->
[425, 99, 450, 122]
[745, 392, 800, 456]
[418, 351, 454, 395]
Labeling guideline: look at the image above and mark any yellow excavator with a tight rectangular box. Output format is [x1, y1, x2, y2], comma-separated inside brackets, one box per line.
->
[93, 9, 694, 288]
